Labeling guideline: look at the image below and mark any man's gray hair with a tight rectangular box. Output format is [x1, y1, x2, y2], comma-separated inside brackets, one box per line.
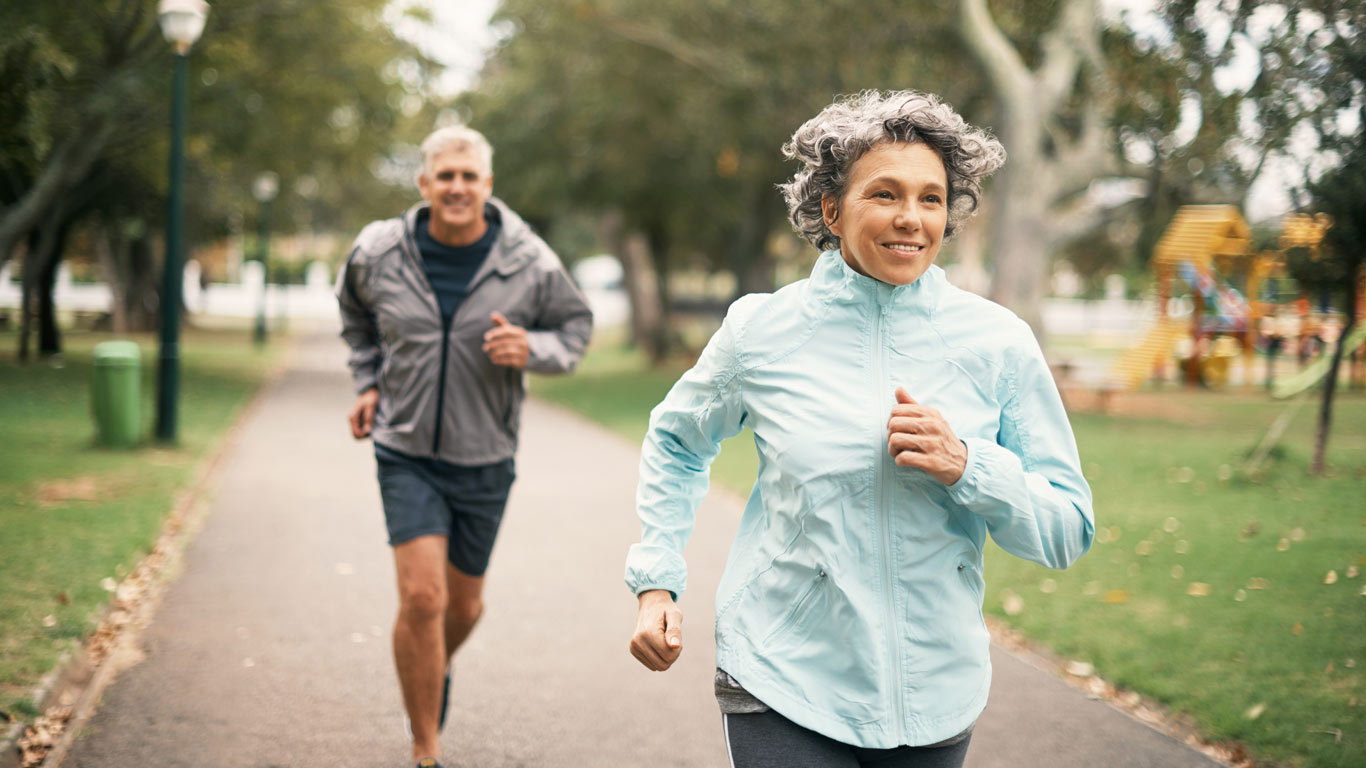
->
[780, 90, 1006, 250]
[419, 124, 494, 179]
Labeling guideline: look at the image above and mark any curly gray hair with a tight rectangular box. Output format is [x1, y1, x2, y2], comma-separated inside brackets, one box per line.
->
[780, 90, 1006, 250]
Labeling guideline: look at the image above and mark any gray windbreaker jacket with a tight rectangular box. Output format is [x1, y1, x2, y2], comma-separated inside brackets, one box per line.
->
[337, 198, 593, 465]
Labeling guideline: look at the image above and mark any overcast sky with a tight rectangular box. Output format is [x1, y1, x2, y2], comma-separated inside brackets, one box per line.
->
[392, 0, 1307, 222]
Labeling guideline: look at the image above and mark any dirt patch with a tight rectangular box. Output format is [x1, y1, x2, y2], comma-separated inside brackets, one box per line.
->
[34, 478, 99, 508]
[1061, 388, 1215, 423]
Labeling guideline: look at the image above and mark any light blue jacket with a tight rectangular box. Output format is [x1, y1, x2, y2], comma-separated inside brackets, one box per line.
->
[625, 253, 1094, 748]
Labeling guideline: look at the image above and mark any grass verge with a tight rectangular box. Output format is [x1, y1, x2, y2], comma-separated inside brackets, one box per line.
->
[0, 328, 280, 721]
[533, 340, 1365, 768]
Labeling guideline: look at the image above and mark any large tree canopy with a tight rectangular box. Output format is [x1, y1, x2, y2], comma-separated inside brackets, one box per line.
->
[0, 0, 448, 352]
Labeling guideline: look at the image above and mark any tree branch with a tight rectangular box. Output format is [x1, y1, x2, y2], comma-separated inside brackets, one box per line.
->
[596, 11, 752, 87]
[958, 0, 1034, 113]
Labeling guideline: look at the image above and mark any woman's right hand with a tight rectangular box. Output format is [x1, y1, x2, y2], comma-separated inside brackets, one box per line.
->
[630, 589, 683, 671]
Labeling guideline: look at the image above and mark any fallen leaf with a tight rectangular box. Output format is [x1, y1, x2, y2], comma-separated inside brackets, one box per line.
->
[1348, 566, 1360, 579]
[55, 591, 68, 605]
[1039, 578, 1057, 594]
[1105, 589, 1131, 604]
[1347, 659, 1357, 669]
[1308, 727, 1343, 745]
[1187, 582, 1212, 597]
[1136, 541, 1152, 556]
[1277, 538, 1291, 552]
[1171, 565, 1185, 580]
[1325, 662, 1335, 674]
[1239, 522, 1261, 541]
[100, 577, 117, 592]
[1292, 622, 1304, 635]
[1065, 660, 1094, 677]
[1234, 589, 1247, 602]
[1290, 527, 1307, 542]
[41, 615, 56, 628]
[1217, 464, 1233, 481]
[1174, 539, 1190, 554]
[1325, 570, 1339, 585]
[1163, 517, 1181, 533]
[1243, 702, 1267, 720]
[1247, 577, 1269, 590]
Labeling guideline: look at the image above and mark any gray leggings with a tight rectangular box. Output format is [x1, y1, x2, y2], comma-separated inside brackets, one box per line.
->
[723, 711, 972, 768]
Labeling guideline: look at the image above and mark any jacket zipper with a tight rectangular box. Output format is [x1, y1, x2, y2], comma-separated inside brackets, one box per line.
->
[431, 311, 453, 454]
[872, 300, 906, 743]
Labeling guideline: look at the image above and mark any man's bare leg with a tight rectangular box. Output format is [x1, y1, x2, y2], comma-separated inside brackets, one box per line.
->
[393, 536, 448, 763]
[444, 564, 486, 661]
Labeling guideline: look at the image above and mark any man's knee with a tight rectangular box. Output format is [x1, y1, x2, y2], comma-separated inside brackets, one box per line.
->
[447, 593, 484, 627]
[399, 580, 448, 621]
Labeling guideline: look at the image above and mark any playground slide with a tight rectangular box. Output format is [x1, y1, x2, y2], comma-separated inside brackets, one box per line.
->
[1107, 316, 1186, 390]
[1271, 322, 1366, 399]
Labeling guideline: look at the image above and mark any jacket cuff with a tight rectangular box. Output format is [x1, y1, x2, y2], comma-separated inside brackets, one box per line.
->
[624, 543, 687, 600]
[352, 370, 379, 395]
[945, 436, 996, 506]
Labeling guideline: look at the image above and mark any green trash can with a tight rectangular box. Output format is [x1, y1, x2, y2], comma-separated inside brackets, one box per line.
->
[91, 341, 142, 448]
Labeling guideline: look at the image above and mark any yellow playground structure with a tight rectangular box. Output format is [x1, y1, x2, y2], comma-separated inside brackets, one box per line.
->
[1107, 205, 1352, 392]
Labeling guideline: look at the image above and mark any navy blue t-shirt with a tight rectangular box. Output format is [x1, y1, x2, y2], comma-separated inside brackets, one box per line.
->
[415, 208, 499, 325]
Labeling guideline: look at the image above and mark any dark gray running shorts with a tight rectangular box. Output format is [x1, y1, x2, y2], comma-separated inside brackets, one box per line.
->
[374, 442, 515, 577]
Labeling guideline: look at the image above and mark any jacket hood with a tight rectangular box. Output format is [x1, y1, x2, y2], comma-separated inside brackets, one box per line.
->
[401, 197, 542, 277]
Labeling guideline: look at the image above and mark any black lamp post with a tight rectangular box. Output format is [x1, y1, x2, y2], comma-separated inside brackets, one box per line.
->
[251, 171, 278, 346]
[155, 0, 209, 443]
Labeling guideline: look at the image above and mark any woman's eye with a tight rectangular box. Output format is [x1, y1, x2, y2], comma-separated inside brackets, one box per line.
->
[873, 191, 894, 200]
[924, 195, 943, 204]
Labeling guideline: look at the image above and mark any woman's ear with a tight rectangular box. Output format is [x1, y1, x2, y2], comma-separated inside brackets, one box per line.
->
[821, 195, 841, 237]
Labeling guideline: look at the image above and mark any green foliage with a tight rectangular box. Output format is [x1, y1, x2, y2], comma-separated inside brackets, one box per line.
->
[1294, 140, 1366, 300]
[464, 0, 982, 288]
[0, 0, 451, 257]
[0, 328, 279, 719]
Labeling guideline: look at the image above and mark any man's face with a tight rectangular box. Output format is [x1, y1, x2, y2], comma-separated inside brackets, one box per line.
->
[418, 145, 492, 246]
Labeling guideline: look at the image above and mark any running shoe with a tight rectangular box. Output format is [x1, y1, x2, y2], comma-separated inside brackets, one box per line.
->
[438, 668, 452, 730]
[415, 759, 443, 768]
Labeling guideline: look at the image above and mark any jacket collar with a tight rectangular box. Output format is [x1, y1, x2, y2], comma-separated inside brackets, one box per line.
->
[401, 197, 540, 278]
[809, 250, 945, 314]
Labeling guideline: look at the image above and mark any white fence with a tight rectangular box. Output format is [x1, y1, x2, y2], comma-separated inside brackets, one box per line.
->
[0, 259, 1152, 341]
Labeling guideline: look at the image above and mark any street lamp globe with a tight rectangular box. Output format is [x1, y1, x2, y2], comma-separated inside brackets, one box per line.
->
[253, 171, 280, 203]
[158, 0, 209, 55]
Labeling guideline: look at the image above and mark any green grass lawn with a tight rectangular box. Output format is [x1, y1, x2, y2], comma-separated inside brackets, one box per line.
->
[533, 340, 1365, 768]
[0, 327, 280, 720]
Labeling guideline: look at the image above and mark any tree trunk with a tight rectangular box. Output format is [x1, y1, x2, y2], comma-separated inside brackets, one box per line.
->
[95, 217, 160, 333]
[37, 239, 62, 357]
[733, 182, 778, 297]
[1311, 269, 1358, 475]
[986, 143, 1050, 335]
[647, 223, 674, 365]
[617, 229, 664, 357]
[0, 120, 112, 273]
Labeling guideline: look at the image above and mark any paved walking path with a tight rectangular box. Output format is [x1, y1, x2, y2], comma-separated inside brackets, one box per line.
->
[64, 328, 1223, 768]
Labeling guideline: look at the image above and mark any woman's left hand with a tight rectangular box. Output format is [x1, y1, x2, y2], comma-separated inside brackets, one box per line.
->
[887, 387, 967, 486]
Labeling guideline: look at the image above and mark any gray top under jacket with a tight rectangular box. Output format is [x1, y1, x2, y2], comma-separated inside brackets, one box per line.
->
[337, 198, 593, 465]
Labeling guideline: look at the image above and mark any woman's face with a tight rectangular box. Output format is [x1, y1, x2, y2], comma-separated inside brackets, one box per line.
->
[823, 142, 948, 286]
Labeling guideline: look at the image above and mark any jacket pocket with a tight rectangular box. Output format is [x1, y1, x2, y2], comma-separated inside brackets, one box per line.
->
[956, 551, 987, 631]
[760, 567, 828, 647]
